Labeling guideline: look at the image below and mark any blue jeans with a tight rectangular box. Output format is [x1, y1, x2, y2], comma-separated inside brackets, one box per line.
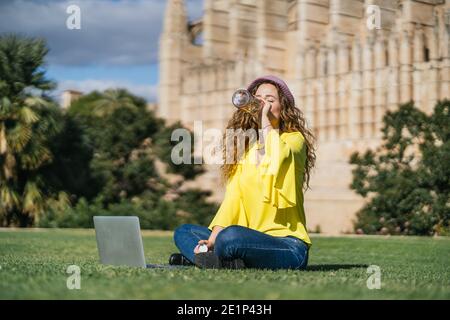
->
[173, 224, 309, 270]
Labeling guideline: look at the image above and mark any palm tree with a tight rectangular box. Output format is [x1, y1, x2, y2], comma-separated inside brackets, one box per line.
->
[0, 34, 65, 226]
[92, 88, 138, 116]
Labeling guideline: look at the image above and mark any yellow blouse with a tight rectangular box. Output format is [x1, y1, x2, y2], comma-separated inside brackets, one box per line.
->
[208, 129, 312, 247]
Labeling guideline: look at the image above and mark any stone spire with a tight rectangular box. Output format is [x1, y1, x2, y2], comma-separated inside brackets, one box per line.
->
[158, 0, 189, 123]
[162, 0, 188, 35]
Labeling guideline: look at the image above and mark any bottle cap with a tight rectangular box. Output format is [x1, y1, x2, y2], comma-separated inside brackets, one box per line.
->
[198, 244, 208, 253]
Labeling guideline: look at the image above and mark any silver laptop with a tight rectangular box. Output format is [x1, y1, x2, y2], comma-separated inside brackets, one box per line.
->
[93, 216, 187, 269]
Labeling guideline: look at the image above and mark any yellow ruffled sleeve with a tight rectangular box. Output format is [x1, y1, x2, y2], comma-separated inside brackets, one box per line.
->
[208, 167, 248, 230]
[258, 130, 305, 209]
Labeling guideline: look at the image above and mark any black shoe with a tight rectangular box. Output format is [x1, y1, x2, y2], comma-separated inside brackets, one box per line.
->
[194, 252, 245, 270]
[169, 253, 194, 266]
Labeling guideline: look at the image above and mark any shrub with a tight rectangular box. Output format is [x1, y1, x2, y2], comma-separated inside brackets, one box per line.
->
[350, 100, 450, 236]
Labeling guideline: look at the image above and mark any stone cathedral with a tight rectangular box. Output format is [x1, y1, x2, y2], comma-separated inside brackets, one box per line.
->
[158, 0, 450, 234]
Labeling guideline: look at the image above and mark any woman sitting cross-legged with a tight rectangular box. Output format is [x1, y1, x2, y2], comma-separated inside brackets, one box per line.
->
[170, 75, 317, 270]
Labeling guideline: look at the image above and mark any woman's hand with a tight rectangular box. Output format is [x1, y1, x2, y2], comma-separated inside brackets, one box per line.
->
[261, 101, 272, 117]
[194, 239, 214, 254]
[256, 98, 273, 129]
[194, 226, 223, 254]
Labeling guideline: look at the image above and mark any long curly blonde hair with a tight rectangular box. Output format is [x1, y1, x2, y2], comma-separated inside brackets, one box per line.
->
[220, 80, 317, 192]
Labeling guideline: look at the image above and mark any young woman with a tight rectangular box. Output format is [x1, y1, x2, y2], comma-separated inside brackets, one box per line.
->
[171, 75, 317, 270]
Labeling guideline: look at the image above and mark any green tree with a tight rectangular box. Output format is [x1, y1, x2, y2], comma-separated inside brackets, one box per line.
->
[350, 100, 450, 236]
[42, 89, 218, 229]
[68, 90, 165, 204]
[39, 113, 97, 201]
[0, 34, 217, 229]
[68, 89, 207, 203]
[92, 88, 138, 116]
[0, 34, 67, 226]
[152, 120, 205, 179]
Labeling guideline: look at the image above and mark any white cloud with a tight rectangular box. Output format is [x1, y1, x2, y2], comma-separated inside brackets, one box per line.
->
[56, 79, 158, 103]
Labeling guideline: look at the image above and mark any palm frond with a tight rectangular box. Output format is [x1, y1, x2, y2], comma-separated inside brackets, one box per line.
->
[92, 89, 138, 116]
[20, 144, 52, 169]
[0, 96, 12, 117]
[6, 123, 32, 152]
[0, 185, 20, 210]
[3, 152, 16, 179]
[24, 96, 51, 110]
[18, 106, 39, 124]
[22, 181, 44, 215]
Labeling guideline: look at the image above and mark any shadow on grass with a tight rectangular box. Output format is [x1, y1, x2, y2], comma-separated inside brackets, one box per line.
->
[305, 264, 369, 272]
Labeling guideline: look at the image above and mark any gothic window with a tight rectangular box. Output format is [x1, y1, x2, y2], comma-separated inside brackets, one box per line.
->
[424, 46, 430, 62]
[193, 32, 204, 46]
[385, 49, 389, 66]
[188, 19, 203, 46]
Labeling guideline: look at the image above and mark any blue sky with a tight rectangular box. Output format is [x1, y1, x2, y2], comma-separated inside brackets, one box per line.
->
[0, 0, 204, 103]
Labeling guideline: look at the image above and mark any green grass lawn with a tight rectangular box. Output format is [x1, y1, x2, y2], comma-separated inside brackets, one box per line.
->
[0, 229, 449, 299]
